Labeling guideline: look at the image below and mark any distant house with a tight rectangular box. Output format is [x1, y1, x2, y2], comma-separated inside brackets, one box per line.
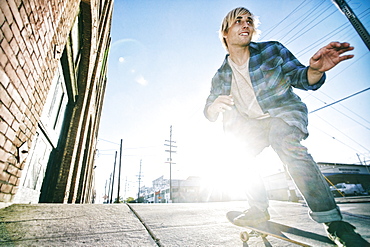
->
[317, 162, 370, 190]
[140, 176, 203, 203]
[263, 162, 370, 201]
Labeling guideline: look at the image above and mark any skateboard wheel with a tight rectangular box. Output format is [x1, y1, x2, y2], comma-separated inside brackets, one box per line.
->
[240, 231, 250, 242]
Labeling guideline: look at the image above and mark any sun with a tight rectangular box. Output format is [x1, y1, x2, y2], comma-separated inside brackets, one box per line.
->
[199, 134, 284, 202]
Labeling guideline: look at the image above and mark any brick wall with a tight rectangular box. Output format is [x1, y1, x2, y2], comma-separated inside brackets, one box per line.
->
[0, 0, 80, 203]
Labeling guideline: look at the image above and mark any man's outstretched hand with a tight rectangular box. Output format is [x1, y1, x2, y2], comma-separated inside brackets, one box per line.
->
[309, 42, 354, 73]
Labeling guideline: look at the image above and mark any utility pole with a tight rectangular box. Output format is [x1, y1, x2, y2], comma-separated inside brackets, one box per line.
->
[104, 180, 107, 203]
[137, 159, 142, 201]
[164, 125, 177, 203]
[124, 176, 128, 201]
[110, 151, 117, 203]
[332, 0, 370, 51]
[116, 139, 123, 203]
[107, 173, 112, 203]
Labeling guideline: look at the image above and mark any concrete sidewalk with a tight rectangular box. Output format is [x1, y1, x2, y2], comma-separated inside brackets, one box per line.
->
[130, 200, 370, 246]
[0, 204, 157, 246]
[0, 200, 369, 246]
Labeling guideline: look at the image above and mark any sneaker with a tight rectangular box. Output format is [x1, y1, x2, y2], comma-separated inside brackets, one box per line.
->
[233, 207, 270, 227]
[325, 221, 370, 247]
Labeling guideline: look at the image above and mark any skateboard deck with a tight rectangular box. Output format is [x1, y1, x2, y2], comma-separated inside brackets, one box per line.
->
[227, 211, 336, 247]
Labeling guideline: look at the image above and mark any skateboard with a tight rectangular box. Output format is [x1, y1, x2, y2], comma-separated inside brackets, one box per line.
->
[227, 211, 336, 247]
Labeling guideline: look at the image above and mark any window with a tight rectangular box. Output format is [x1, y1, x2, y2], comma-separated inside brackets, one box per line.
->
[71, 16, 81, 65]
[40, 64, 68, 147]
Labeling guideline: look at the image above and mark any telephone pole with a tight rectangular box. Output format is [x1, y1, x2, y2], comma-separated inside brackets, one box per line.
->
[332, 0, 370, 50]
[116, 139, 123, 203]
[107, 173, 112, 203]
[124, 176, 131, 201]
[164, 125, 177, 202]
[104, 180, 108, 203]
[110, 151, 117, 203]
[137, 159, 142, 201]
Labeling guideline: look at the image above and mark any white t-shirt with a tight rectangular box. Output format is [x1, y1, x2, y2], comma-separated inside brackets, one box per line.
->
[228, 57, 269, 119]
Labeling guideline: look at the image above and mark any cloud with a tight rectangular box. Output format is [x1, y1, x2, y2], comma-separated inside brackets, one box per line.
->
[136, 75, 148, 86]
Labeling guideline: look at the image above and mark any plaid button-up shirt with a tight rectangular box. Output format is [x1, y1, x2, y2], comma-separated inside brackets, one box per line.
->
[204, 41, 326, 138]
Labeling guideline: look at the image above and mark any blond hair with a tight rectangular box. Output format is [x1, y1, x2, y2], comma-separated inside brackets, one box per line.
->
[219, 7, 261, 51]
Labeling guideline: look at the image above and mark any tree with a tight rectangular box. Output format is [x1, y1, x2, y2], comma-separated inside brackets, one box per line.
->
[125, 197, 135, 203]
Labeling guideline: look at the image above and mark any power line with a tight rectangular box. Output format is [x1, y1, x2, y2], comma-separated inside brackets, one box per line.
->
[301, 52, 370, 127]
[310, 123, 369, 157]
[262, 1, 370, 126]
[260, 0, 310, 40]
[285, 3, 336, 45]
[298, 7, 370, 55]
[262, 0, 370, 159]
[261, 0, 370, 160]
[295, 22, 352, 57]
[309, 87, 370, 114]
[98, 138, 160, 150]
[313, 113, 370, 153]
[308, 93, 370, 131]
[277, 0, 327, 42]
[98, 138, 120, 145]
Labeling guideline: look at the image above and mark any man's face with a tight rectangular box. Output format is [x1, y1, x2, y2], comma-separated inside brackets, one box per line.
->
[223, 14, 254, 49]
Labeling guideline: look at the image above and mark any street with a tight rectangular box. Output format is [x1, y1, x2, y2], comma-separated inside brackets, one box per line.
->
[0, 200, 369, 246]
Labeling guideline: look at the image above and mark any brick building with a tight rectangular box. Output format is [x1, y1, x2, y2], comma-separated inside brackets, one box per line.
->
[0, 0, 113, 204]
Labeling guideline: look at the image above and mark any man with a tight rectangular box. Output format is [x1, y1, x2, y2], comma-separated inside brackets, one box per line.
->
[204, 7, 369, 247]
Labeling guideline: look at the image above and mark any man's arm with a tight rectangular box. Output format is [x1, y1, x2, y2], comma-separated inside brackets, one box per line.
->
[205, 95, 234, 122]
[308, 42, 354, 85]
[307, 67, 325, 86]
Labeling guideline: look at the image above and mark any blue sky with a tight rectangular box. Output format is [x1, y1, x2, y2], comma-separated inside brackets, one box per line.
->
[95, 0, 370, 202]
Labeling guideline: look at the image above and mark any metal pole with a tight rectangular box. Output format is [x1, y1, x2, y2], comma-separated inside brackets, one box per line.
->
[169, 126, 172, 202]
[110, 151, 117, 203]
[117, 139, 123, 203]
[165, 125, 177, 203]
[104, 179, 107, 203]
[124, 176, 128, 201]
[332, 0, 370, 51]
[137, 159, 142, 201]
[107, 173, 112, 203]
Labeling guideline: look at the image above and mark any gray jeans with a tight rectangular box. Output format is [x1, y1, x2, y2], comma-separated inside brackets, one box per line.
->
[224, 116, 342, 223]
